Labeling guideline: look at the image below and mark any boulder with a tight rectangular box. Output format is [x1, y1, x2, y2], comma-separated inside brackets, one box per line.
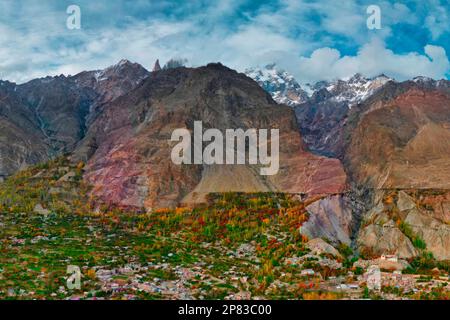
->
[306, 238, 342, 259]
[397, 191, 416, 212]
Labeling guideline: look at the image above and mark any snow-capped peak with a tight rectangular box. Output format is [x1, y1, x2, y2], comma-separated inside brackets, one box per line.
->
[245, 64, 309, 106]
[412, 76, 435, 84]
[246, 65, 394, 109]
[307, 73, 393, 106]
[90, 60, 149, 83]
[330, 75, 391, 106]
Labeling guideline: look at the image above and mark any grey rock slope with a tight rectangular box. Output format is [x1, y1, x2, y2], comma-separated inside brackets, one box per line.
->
[0, 60, 150, 178]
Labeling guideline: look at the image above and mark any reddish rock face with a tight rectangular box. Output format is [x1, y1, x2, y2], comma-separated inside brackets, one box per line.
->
[75, 64, 347, 209]
[345, 87, 450, 189]
[407, 189, 450, 224]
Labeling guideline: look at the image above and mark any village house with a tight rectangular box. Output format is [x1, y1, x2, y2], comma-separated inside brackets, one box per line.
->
[301, 269, 315, 276]
[380, 254, 398, 262]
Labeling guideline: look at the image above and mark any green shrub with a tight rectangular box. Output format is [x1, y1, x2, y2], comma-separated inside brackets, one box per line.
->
[338, 243, 353, 258]
[413, 237, 427, 250]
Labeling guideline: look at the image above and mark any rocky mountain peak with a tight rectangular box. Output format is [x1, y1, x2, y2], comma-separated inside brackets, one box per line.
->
[412, 76, 438, 87]
[116, 58, 132, 66]
[304, 74, 391, 107]
[152, 59, 162, 72]
[70, 60, 150, 111]
[163, 58, 188, 70]
[413, 75, 434, 82]
[244, 63, 309, 106]
[347, 73, 365, 84]
[374, 73, 391, 80]
[96, 59, 149, 80]
[246, 65, 395, 109]
[0, 80, 17, 92]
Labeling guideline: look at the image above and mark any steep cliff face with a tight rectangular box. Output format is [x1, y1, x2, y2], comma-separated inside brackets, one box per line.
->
[74, 64, 347, 209]
[344, 82, 450, 189]
[16, 76, 95, 155]
[0, 61, 150, 179]
[300, 194, 354, 245]
[295, 92, 349, 158]
[0, 81, 49, 178]
[72, 59, 150, 120]
[335, 81, 450, 257]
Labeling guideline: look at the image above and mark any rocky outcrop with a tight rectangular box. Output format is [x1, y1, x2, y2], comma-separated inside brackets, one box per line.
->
[152, 59, 162, 72]
[404, 208, 450, 261]
[357, 189, 450, 261]
[300, 195, 353, 245]
[358, 221, 418, 259]
[397, 190, 416, 211]
[407, 190, 450, 224]
[354, 258, 410, 271]
[306, 238, 342, 259]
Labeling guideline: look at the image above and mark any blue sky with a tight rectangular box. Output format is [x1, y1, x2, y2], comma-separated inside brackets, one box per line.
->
[0, 0, 449, 83]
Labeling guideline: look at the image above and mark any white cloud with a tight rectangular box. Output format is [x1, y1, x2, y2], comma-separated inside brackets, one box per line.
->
[0, 0, 448, 84]
[425, 5, 450, 40]
[288, 39, 450, 83]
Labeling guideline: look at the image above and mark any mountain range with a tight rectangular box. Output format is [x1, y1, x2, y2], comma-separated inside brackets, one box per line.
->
[247, 64, 450, 185]
[1, 60, 449, 260]
[247, 64, 450, 260]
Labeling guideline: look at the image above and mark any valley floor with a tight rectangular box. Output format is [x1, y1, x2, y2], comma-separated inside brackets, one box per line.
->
[1, 194, 449, 300]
